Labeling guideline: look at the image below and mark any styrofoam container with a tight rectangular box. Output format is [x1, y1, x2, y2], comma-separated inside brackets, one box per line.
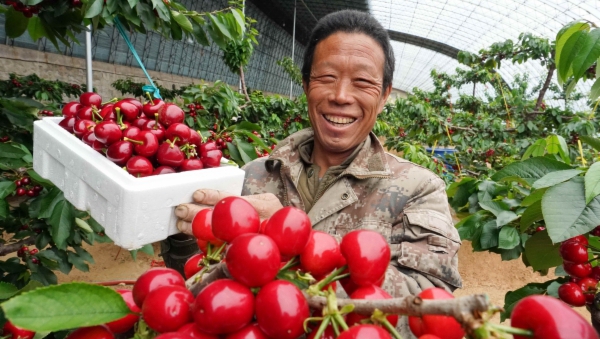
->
[33, 117, 246, 250]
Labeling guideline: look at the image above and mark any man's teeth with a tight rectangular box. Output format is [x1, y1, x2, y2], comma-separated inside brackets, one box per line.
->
[324, 115, 356, 124]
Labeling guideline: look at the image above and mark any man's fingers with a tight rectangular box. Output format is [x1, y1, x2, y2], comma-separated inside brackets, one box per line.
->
[174, 203, 210, 222]
[176, 220, 193, 236]
[192, 189, 234, 205]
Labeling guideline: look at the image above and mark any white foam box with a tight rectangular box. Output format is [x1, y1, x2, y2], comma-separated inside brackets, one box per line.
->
[33, 117, 246, 250]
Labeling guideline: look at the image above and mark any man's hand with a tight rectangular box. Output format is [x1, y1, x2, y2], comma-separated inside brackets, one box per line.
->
[175, 189, 283, 235]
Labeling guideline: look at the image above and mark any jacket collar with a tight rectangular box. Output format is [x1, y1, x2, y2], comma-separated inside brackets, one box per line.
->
[266, 128, 392, 180]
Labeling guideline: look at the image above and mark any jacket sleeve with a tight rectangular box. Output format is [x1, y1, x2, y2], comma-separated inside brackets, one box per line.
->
[383, 174, 462, 298]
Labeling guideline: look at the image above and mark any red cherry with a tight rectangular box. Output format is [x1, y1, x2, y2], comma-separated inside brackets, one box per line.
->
[165, 123, 192, 145]
[202, 149, 222, 168]
[560, 241, 589, 264]
[183, 253, 206, 279]
[564, 261, 593, 278]
[558, 282, 586, 306]
[129, 130, 159, 157]
[156, 142, 185, 167]
[122, 126, 141, 140]
[76, 106, 94, 121]
[62, 102, 83, 117]
[142, 99, 165, 119]
[105, 290, 140, 333]
[132, 267, 186, 308]
[2, 320, 35, 339]
[142, 285, 194, 333]
[106, 141, 134, 167]
[58, 116, 76, 133]
[179, 158, 204, 171]
[79, 92, 102, 107]
[73, 119, 96, 138]
[125, 156, 154, 177]
[66, 326, 114, 339]
[99, 104, 116, 121]
[133, 117, 150, 129]
[152, 166, 177, 175]
[16, 188, 26, 196]
[158, 103, 185, 127]
[114, 100, 141, 122]
[94, 121, 122, 145]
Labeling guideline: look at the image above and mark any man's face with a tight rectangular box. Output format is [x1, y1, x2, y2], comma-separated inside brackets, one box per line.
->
[303, 32, 391, 156]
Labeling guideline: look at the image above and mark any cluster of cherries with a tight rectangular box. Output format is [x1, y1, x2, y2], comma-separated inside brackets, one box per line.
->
[58, 92, 222, 177]
[557, 229, 600, 307]
[8, 77, 23, 88]
[185, 103, 204, 118]
[4, 0, 41, 18]
[14, 176, 43, 198]
[16, 245, 39, 264]
[282, 115, 303, 130]
[38, 109, 55, 117]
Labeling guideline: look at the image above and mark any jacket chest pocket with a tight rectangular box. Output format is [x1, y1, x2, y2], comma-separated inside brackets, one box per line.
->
[327, 215, 392, 241]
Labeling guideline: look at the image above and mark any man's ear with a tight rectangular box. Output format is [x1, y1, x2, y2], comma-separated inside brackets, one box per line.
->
[377, 85, 392, 115]
[302, 79, 309, 94]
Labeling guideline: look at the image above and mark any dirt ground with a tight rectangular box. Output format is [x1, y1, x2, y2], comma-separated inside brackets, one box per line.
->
[56, 238, 590, 324]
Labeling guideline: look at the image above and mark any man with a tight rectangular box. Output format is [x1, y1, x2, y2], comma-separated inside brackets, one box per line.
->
[175, 9, 461, 337]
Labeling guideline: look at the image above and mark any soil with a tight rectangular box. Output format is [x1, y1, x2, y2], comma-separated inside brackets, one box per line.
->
[56, 238, 591, 324]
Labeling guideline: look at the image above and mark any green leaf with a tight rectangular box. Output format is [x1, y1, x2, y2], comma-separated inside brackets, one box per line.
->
[496, 211, 519, 227]
[572, 29, 600, 80]
[127, 0, 139, 7]
[27, 16, 46, 41]
[2, 283, 130, 332]
[565, 79, 577, 98]
[590, 78, 600, 101]
[84, 0, 103, 18]
[491, 157, 572, 186]
[501, 282, 548, 321]
[522, 139, 546, 160]
[480, 220, 500, 250]
[532, 169, 582, 189]
[226, 142, 243, 165]
[446, 177, 475, 197]
[478, 201, 510, 217]
[558, 30, 587, 85]
[542, 177, 600, 243]
[520, 200, 543, 232]
[170, 10, 192, 32]
[38, 248, 72, 275]
[498, 226, 520, 249]
[0, 282, 18, 300]
[191, 21, 209, 46]
[0, 143, 27, 159]
[47, 200, 74, 250]
[26, 170, 53, 186]
[5, 7, 29, 38]
[67, 251, 89, 272]
[450, 180, 477, 210]
[546, 281, 563, 298]
[231, 8, 245, 35]
[235, 121, 262, 132]
[585, 162, 600, 204]
[209, 13, 233, 40]
[150, 0, 170, 21]
[0, 181, 16, 199]
[0, 199, 8, 219]
[524, 231, 562, 271]
[522, 188, 547, 206]
[456, 211, 487, 241]
[74, 218, 93, 233]
[580, 135, 600, 152]
[38, 188, 63, 219]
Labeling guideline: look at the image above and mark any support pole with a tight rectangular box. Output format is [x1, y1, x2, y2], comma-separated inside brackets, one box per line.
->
[239, 0, 245, 94]
[85, 25, 93, 92]
[290, 0, 296, 99]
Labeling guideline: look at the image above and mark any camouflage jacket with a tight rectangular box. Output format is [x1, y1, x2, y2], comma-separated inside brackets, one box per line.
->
[242, 128, 462, 296]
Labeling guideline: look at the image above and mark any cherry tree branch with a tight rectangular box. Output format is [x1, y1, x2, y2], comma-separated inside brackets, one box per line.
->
[0, 236, 37, 256]
[186, 263, 492, 331]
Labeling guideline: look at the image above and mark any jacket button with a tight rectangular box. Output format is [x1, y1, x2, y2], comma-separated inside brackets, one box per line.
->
[307, 168, 314, 178]
[341, 193, 349, 200]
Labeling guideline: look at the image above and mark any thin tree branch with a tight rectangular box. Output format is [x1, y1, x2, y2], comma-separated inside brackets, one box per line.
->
[535, 58, 555, 111]
[239, 66, 251, 103]
[186, 263, 229, 296]
[0, 236, 37, 256]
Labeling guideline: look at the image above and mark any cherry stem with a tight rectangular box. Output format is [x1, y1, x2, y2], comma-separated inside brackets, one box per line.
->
[210, 242, 227, 260]
[316, 265, 347, 291]
[488, 323, 534, 337]
[379, 317, 403, 339]
[587, 244, 600, 251]
[92, 107, 103, 122]
[114, 107, 126, 129]
[330, 316, 340, 336]
[279, 256, 299, 272]
[145, 92, 154, 104]
[123, 137, 143, 145]
[101, 98, 118, 106]
[312, 315, 331, 339]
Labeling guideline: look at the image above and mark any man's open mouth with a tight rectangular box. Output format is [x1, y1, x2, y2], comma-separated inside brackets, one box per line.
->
[323, 114, 356, 126]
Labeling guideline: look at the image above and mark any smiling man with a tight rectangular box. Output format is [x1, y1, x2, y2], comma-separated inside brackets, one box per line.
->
[175, 9, 461, 337]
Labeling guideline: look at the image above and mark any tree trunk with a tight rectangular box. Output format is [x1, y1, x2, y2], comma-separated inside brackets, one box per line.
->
[0, 236, 36, 256]
[239, 66, 251, 103]
[535, 62, 555, 111]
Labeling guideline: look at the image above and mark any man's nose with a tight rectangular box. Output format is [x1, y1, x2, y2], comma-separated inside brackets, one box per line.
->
[330, 79, 354, 105]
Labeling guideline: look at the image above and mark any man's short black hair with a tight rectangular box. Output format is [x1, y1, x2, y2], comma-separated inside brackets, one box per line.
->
[301, 10, 395, 91]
